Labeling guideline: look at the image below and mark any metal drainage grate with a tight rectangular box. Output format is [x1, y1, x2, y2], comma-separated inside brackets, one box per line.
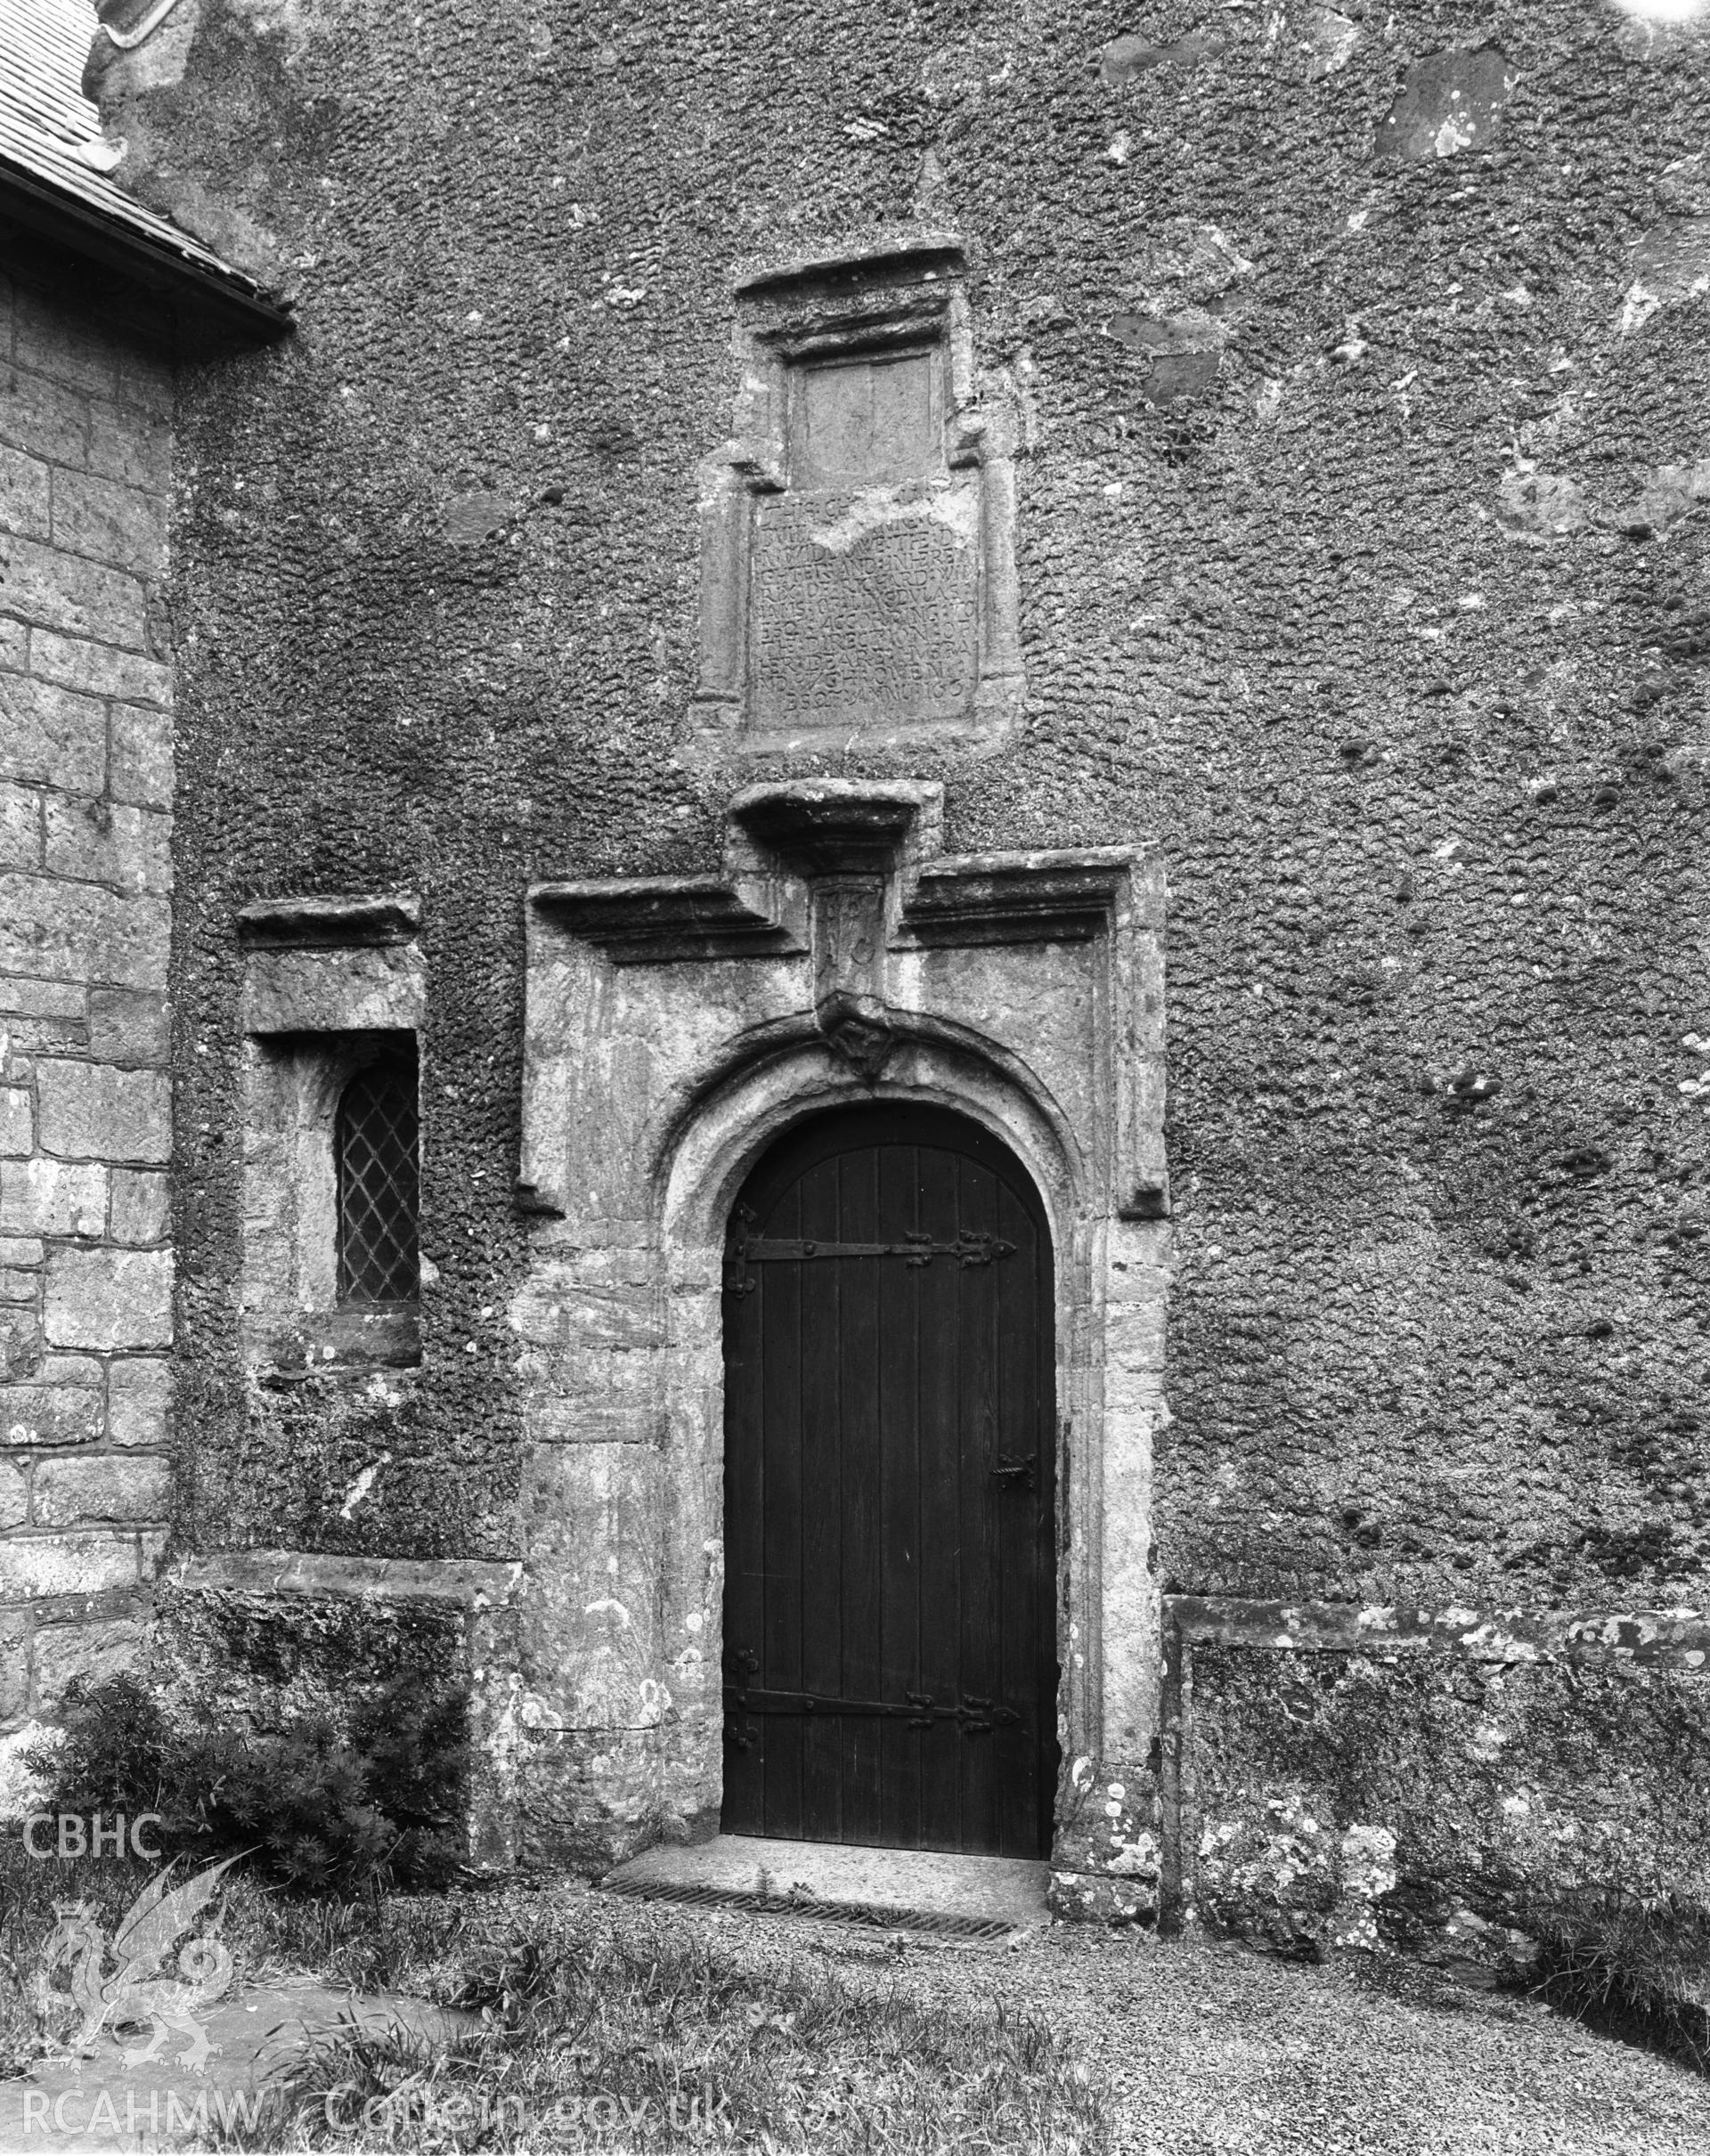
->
[598, 1875, 1019, 1943]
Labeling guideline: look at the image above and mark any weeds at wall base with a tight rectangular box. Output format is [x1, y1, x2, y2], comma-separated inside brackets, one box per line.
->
[1203, 1869, 1710, 2081]
[1513, 1891, 1710, 2077]
[25, 1672, 472, 1898]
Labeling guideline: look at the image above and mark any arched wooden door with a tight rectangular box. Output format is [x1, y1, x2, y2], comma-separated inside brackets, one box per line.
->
[721, 1104, 1057, 1858]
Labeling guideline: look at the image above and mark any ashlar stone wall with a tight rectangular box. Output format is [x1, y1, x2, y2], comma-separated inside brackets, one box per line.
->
[0, 263, 175, 1758]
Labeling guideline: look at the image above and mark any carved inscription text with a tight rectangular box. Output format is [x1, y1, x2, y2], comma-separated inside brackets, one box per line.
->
[749, 499, 979, 734]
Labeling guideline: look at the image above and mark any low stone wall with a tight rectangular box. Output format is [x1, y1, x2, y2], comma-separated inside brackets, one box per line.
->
[0, 264, 176, 1775]
[157, 1550, 524, 1868]
[1168, 1597, 1710, 1967]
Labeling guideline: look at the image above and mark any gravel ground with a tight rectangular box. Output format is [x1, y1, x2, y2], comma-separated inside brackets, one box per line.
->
[537, 1884, 1710, 2156]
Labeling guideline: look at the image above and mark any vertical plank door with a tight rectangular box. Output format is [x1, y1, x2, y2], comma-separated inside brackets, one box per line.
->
[721, 1104, 1056, 1858]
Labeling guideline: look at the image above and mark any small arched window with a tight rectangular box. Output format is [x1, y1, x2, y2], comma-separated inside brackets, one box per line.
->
[336, 1047, 419, 1306]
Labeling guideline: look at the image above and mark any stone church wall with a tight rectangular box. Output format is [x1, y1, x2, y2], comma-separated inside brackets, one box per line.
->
[0, 259, 175, 1767]
[85, 0, 1710, 1923]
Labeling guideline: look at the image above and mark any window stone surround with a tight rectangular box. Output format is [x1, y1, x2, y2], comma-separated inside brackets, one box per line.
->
[237, 901, 423, 1375]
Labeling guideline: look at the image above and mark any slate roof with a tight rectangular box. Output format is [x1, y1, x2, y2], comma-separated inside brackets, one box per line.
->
[0, 0, 288, 335]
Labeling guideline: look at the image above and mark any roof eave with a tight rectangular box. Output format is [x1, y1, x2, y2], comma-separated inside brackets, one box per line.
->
[0, 154, 292, 355]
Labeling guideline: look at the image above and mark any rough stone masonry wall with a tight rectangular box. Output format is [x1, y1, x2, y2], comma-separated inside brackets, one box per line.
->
[0, 260, 174, 1769]
[86, 0, 1710, 1905]
[1177, 1606, 1710, 1965]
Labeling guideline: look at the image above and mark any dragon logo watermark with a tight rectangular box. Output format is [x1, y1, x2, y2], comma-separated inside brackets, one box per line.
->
[39, 1856, 237, 2074]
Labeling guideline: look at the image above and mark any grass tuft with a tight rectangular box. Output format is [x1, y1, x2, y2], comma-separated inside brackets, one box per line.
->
[1519, 1887, 1710, 2073]
[0, 1837, 1107, 2149]
[219, 1901, 1110, 2152]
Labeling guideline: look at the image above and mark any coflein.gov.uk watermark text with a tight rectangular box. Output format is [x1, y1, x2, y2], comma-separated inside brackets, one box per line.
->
[321, 2083, 735, 2137]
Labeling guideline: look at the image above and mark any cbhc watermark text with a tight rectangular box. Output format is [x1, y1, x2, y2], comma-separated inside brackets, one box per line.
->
[21, 1813, 163, 1859]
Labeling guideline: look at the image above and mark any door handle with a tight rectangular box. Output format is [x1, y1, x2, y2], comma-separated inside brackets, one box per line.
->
[989, 1454, 1035, 1489]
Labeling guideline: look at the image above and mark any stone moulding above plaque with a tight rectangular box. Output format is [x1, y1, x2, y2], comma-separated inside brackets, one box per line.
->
[686, 235, 1025, 772]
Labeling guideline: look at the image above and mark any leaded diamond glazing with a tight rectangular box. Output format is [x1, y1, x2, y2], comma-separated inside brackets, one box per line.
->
[337, 1054, 419, 1304]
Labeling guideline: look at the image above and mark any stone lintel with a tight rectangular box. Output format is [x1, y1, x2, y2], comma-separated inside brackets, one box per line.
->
[901, 850, 1146, 948]
[1167, 1594, 1710, 1672]
[168, 1550, 521, 1609]
[236, 891, 421, 949]
[732, 231, 966, 303]
[241, 941, 424, 1034]
[527, 876, 799, 966]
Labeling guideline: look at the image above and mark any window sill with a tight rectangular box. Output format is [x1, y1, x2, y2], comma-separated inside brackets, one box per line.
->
[248, 1306, 420, 1376]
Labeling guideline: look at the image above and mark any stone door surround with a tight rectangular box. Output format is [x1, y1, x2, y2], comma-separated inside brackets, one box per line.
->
[510, 781, 1169, 1904]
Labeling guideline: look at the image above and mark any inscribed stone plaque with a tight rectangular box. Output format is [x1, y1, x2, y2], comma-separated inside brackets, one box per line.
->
[739, 345, 978, 737]
[749, 496, 979, 735]
[691, 240, 1025, 762]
